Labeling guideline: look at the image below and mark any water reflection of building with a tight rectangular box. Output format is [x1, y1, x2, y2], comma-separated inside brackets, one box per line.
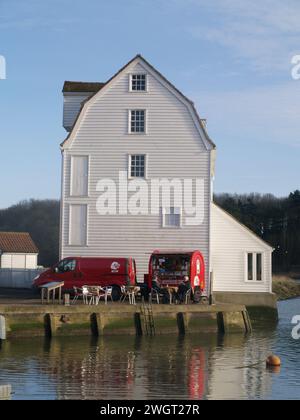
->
[0, 332, 275, 400]
[43, 337, 149, 400]
[42, 336, 211, 400]
[45, 334, 274, 400]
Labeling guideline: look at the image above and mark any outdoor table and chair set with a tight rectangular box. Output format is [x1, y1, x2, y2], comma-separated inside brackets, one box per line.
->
[71, 284, 192, 305]
[39, 282, 192, 306]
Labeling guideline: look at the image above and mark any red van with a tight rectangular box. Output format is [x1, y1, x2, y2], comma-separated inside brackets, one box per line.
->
[146, 250, 205, 294]
[33, 257, 136, 300]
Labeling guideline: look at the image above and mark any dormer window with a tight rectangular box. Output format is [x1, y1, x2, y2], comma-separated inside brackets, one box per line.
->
[130, 74, 147, 91]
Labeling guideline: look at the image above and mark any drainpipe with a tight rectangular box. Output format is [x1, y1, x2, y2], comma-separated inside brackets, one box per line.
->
[209, 271, 215, 305]
[0, 315, 6, 340]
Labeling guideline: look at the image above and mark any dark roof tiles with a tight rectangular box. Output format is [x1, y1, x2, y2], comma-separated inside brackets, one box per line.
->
[63, 81, 105, 93]
[0, 232, 39, 254]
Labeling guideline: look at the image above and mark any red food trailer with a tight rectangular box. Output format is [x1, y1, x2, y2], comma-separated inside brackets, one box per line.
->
[146, 250, 205, 297]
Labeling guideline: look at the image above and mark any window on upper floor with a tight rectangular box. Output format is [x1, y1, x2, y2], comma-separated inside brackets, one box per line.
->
[70, 155, 89, 197]
[129, 154, 146, 178]
[130, 74, 147, 91]
[129, 110, 146, 133]
[162, 207, 182, 228]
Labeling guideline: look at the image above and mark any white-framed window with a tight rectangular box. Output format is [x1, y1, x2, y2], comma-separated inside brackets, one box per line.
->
[129, 154, 146, 178]
[256, 253, 263, 281]
[130, 74, 147, 91]
[129, 110, 146, 133]
[69, 204, 88, 246]
[70, 155, 89, 197]
[162, 207, 182, 228]
[246, 252, 264, 282]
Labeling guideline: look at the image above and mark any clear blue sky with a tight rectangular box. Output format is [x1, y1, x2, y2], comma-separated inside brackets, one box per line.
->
[0, 0, 299, 209]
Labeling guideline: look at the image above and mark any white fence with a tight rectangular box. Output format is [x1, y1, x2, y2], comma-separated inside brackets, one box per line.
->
[0, 269, 44, 289]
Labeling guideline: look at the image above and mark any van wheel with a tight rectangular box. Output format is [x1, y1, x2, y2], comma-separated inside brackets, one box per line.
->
[111, 286, 121, 302]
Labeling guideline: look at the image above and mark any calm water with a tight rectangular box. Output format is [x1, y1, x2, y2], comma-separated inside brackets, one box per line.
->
[0, 299, 300, 400]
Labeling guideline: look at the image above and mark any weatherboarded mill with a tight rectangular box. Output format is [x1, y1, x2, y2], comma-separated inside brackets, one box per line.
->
[59, 55, 276, 316]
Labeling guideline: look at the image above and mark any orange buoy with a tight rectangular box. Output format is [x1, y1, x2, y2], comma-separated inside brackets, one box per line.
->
[266, 355, 281, 367]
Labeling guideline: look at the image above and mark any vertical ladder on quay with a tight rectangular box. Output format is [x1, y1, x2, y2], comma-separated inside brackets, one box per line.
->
[140, 304, 155, 336]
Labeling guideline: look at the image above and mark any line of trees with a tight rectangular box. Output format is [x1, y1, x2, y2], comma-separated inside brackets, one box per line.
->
[0, 191, 299, 272]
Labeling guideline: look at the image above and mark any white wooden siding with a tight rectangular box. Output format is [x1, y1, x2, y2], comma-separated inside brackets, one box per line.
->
[11, 255, 25, 269]
[63, 93, 93, 131]
[1, 253, 38, 269]
[61, 60, 211, 284]
[25, 254, 38, 269]
[211, 203, 273, 293]
[1, 254, 12, 268]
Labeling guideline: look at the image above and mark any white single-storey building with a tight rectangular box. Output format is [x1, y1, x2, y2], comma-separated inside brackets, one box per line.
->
[211, 204, 275, 310]
[0, 232, 39, 269]
[59, 55, 276, 311]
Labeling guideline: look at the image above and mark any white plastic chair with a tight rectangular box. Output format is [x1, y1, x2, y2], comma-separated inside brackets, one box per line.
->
[120, 286, 130, 303]
[120, 286, 138, 305]
[97, 286, 113, 305]
[185, 289, 192, 304]
[72, 287, 83, 304]
[82, 286, 95, 305]
[150, 288, 160, 304]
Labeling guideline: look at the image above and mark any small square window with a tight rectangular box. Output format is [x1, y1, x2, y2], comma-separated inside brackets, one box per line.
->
[131, 74, 147, 91]
[163, 207, 181, 228]
[130, 110, 145, 133]
[130, 155, 146, 178]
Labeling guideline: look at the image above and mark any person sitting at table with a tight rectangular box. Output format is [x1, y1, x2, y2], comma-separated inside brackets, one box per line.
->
[152, 276, 170, 304]
[176, 276, 191, 303]
[138, 274, 161, 302]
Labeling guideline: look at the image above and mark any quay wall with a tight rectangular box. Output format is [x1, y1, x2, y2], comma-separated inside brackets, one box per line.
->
[0, 303, 251, 338]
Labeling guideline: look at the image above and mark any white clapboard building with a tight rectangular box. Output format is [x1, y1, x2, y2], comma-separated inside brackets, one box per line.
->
[0, 232, 38, 269]
[59, 55, 275, 309]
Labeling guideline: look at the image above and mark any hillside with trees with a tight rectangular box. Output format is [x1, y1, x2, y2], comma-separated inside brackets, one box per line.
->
[0, 192, 299, 272]
[0, 199, 60, 267]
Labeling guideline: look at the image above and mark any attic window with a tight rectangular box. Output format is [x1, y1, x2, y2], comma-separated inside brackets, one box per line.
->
[130, 74, 147, 91]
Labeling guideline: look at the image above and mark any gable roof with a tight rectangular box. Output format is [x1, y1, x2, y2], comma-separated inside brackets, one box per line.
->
[212, 203, 274, 251]
[61, 54, 216, 150]
[63, 81, 105, 93]
[0, 232, 39, 254]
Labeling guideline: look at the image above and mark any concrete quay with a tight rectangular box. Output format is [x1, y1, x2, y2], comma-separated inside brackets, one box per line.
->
[0, 302, 252, 338]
